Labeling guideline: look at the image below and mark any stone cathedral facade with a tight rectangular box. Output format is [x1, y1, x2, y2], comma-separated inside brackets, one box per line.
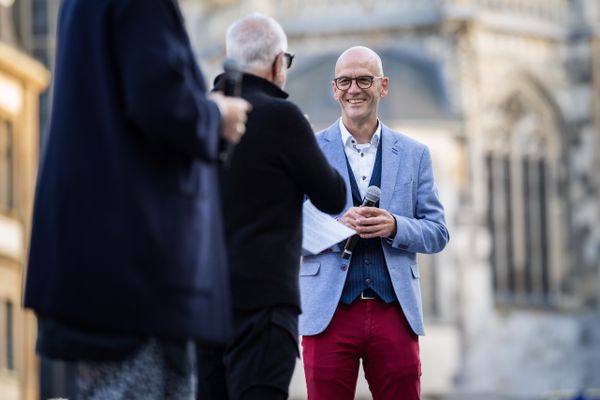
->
[182, 1, 600, 399]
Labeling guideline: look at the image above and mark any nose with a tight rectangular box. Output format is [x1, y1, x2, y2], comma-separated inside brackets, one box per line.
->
[347, 79, 362, 93]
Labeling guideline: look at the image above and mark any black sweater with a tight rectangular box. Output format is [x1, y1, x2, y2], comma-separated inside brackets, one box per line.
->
[215, 73, 346, 311]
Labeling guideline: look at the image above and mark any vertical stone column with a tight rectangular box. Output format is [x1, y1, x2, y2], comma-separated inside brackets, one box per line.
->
[592, 35, 600, 297]
[0, 3, 17, 46]
[452, 17, 492, 348]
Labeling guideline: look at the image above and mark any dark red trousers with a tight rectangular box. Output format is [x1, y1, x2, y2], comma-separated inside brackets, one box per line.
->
[302, 299, 420, 400]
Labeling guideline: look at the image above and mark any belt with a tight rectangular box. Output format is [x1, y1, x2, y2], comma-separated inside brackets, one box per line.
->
[359, 289, 377, 300]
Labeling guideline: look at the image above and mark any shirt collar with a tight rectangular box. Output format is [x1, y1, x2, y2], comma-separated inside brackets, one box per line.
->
[339, 119, 381, 148]
[213, 72, 289, 99]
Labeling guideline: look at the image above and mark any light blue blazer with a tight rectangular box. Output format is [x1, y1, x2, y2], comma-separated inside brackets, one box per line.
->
[299, 121, 449, 336]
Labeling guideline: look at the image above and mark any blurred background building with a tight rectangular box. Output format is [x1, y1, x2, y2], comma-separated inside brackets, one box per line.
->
[184, 1, 600, 398]
[1, 0, 599, 399]
[0, 0, 49, 399]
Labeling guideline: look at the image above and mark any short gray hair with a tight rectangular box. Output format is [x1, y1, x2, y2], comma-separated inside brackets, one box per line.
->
[226, 13, 288, 72]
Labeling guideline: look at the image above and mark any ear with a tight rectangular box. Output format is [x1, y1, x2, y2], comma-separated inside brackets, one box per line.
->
[272, 53, 284, 80]
[332, 81, 340, 100]
[379, 76, 389, 98]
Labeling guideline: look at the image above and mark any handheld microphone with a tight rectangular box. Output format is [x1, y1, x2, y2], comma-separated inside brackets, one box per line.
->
[341, 185, 381, 260]
[223, 58, 243, 97]
[219, 58, 243, 167]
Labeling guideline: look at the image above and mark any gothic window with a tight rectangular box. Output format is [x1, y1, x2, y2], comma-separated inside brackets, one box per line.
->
[6, 300, 14, 370]
[0, 118, 14, 213]
[0, 299, 15, 371]
[32, 0, 48, 36]
[486, 94, 555, 306]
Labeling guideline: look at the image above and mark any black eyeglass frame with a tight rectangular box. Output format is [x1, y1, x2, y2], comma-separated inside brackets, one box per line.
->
[283, 52, 295, 69]
[333, 75, 383, 90]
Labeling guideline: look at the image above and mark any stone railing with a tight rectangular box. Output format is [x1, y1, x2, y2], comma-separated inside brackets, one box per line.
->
[273, 0, 442, 20]
[270, 0, 584, 35]
[273, 0, 571, 24]
[478, 0, 568, 24]
[446, 0, 569, 25]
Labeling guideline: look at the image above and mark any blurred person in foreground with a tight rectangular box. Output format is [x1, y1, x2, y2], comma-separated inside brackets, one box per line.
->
[23, 0, 250, 398]
[195, 13, 346, 400]
[299, 46, 449, 400]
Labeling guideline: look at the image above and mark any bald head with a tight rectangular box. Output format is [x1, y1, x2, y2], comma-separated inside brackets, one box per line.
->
[335, 46, 383, 77]
[226, 13, 288, 73]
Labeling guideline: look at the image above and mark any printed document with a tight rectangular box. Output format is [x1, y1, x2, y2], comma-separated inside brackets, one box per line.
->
[302, 200, 356, 255]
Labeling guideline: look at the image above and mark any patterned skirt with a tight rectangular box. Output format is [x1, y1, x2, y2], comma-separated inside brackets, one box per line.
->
[77, 338, 195, 400]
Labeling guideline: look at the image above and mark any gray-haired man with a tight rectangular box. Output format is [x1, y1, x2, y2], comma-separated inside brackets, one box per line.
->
[195, 13, 346, 400]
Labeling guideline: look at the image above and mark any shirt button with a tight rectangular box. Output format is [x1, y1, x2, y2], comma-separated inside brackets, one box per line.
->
[361, 153, 364, 157]
[362, 176, 366, 180]
[365, 278, 372, 285]
[341, 265, 348, 271]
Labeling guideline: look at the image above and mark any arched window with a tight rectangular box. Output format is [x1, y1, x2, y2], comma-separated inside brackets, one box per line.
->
[0, 299, 14, 371]
[0, 118, 14, 213]
[484, 84, 563, 306]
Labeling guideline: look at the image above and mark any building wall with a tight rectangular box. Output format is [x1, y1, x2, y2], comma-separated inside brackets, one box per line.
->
[453, 1, 600, 397]
[0, 39, 49, 400]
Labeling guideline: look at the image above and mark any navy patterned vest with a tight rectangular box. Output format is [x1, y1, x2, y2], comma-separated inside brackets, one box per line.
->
[340, 139, 397, 304]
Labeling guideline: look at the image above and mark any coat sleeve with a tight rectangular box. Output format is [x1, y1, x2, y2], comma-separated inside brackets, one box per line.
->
[112, 0, 221, 162]
[279, 105, 346, 215]
[388, 146, 449, 254]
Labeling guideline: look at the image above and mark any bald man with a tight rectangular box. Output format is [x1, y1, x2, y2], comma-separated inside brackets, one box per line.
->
[299, 46, 449, 399]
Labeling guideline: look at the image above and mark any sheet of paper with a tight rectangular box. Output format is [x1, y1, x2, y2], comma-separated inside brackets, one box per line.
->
[302, 200, 356, 255]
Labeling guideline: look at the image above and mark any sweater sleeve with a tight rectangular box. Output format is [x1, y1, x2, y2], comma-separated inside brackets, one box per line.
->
[388, 146, 449, 253]
[278, 104, 346, 214]
[113, 0, 221, 162]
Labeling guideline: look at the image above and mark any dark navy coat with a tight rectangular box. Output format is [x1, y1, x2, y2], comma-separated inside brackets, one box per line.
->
[24, 0, 231, 342]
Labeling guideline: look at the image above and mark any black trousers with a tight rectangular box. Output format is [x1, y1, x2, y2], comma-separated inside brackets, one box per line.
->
[196, 306, 299, 400]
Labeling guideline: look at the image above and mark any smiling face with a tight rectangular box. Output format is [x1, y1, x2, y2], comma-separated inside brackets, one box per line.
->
[332, 47, 388, 128]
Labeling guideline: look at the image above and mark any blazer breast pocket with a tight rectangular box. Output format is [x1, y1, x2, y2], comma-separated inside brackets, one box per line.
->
[410, 263, 420, 279]
[390, 179, 414, 216]
[299, 262, 321, 277]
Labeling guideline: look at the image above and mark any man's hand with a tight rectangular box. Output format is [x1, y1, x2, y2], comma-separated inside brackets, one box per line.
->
[339, 207, 396, 239]
[209, 92, 252, 144]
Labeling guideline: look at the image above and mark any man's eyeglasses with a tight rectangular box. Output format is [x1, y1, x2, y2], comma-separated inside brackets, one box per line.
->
[333, 76, 382, 90]
[283, 52, 295, 69]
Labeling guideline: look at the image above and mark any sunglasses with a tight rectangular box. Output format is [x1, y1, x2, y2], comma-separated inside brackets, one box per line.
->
[282, 52, 295, 69]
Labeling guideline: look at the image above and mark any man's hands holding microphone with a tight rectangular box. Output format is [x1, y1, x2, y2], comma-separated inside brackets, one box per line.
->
[339, 207, 397, 239]
[209, 92, 251, 144]
[209, 92, 396, 240]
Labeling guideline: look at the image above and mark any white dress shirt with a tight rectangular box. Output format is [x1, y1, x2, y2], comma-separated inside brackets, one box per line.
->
[339, 119, 381, 200]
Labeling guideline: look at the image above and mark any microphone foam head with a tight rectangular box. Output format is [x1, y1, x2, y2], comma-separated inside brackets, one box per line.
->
[365, 185, 381, 203]
[223, 58, 241, 73]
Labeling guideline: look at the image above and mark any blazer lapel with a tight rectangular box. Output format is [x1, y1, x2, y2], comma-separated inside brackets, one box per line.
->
[380, 124, 401, 211]
[321, 121, 353, 215]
